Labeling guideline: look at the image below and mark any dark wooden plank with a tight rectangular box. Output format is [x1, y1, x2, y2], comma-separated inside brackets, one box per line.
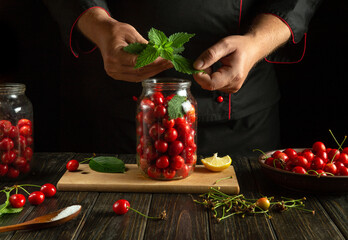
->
[317, 194, 348, 239]
[11, 191, 99, 240]
[144, 193, 209, 240]
[207, 155, 275, 240]
[248, 155, 346, 240]
[0, 152, 75, 240]
[76, 192, 151, 240]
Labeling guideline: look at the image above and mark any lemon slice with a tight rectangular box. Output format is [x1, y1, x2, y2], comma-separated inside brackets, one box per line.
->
[201, 153, 232, 172]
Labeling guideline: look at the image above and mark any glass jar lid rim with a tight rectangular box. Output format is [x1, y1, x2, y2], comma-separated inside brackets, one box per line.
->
[142, 78, 191, 87]
[0, 83, 26, 93]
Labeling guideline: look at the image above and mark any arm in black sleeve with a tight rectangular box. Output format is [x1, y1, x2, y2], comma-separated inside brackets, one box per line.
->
[261, 0, 323, 63]
[42, 0, 110, 57]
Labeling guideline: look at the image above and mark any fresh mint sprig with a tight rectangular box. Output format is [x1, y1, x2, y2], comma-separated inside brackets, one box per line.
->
[123, 28, 204, 75]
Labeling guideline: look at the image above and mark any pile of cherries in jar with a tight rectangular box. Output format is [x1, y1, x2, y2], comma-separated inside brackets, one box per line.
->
[136, 92, 197, 180]
[263, 141, 348, 176]
[0, 119, 33, 179]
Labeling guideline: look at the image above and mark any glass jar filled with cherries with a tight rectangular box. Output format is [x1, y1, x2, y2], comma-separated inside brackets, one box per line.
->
[136, 78, 197, 180]
[0, 83, 34, 180]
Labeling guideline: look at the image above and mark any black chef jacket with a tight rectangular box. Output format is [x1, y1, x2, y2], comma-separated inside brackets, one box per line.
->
[42, 0, 321, 154]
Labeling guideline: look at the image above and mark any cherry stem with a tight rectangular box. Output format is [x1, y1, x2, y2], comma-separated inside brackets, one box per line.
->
[253, 149, 268, 159]
[329, 129, 346, 151]
[213, 176, 233, 185]
[127, 207, 162, 220]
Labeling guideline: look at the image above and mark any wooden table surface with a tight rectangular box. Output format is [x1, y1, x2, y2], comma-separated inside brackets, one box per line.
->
[0, 152, 347, 240]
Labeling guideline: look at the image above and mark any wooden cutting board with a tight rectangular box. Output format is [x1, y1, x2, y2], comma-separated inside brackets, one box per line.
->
[57, 164, 239, 194]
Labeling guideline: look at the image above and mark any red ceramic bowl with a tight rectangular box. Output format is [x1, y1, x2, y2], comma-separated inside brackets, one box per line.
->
[258, 149, 348, 194]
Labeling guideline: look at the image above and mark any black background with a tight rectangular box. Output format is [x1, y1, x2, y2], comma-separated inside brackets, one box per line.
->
[0, 0, 347, 153]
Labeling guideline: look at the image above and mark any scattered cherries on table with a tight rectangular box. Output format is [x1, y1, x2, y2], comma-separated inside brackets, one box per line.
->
[136, 92, 197, 180]
[261, 141, 348, 176]
[0, 119, 34, 179]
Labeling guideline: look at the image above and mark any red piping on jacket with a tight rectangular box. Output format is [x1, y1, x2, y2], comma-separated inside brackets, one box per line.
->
[264, 13, 307, 64]
[69, 6, 111, 58]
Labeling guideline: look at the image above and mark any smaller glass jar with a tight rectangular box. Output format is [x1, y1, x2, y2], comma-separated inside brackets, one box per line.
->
[0, 83, 34, 180]
[136, 78, 197, 180]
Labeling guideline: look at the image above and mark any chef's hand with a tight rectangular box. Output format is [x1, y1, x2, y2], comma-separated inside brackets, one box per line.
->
[77, 8, 172, 82]
[193, 14, 291, 93]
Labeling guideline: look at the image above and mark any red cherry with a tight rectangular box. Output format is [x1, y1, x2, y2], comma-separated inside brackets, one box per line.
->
[338, 153, 348, 166]
[291, 166, 307, 174]
[342, 147, 348, 155]
[151, 92, 164, 105]
[163, 168, 176, 179]
[113, 199, 130, 215]
[140, 98, 155, 110]
[0, 138, 14, 151]
[316, 151, 328, 162]
[18, 163, 31, 174]
[176, 164, 190, 178]
[9, 194, 26, 208]
[66, 159, 79, 171]
[154, 140, 168, 153]
[292, 156, 309, 169]
[13, 156, 27, 168]
[168, 141, 184, 156]
[147, 165, 162, 179]
[17, 119, 32, 129]
[163, 128, 178, 142]
[24, 147, 33, 161]
[143, 145, 158, 161]
[156, 155, 170, 169]
[302, 151, 314, 162]
[323, 163, 337, 175]
[162, 117, 175, 129]
[40, 183, 57, 197]
[19, 125, 33, 137]
[153, 105, 167, 118]
[283, 148, 297, 160]
[8, 126, 19, 139]
[328, 149, 340, 162]
[26, 136, 34, 146]
[312, 141, 326, 154]
[310, 156, 325, 170]
[7, 167, 19, 178]
[170, 155, 185, 170]
[1, 150, 16, 164]
[142, 110, 155, 125]
[0, 164, 8, 176]
[28, 191, 45, 205]
[136, 111, 143, 124]
[337, 166, 348, 176]
[149, 123, 165, 140]
[272, 151, 289, 163]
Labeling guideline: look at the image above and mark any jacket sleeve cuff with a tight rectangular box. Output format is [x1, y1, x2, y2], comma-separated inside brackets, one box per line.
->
[70, 6, 111, 58]
[263, 13, 307, 64]
[260, 0, 322, 63]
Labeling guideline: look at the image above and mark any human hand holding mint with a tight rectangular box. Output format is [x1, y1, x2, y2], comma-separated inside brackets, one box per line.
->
[124, 28, 204, 75]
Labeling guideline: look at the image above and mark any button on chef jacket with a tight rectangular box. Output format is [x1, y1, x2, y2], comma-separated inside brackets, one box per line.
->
[42, 0, 322, 153]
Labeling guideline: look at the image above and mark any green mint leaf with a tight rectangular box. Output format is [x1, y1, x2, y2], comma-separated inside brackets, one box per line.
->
[167, 95, 187, 120]
[173, 46, 185, 54]
[168, 32, 195, 48]
[0, 207, 23, 215]
[123, 43, 147, 54]
[172, 54, 204, 74]
[135, 45, 160, 68]
[160, 48, 174, 61]
[89, 156, 125, 173]
[148, 28, 168, 45]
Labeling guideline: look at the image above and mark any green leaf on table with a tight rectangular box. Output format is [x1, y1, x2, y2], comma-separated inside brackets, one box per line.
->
[167, 95, 187, 120]
[0, 207, 23, 216]
[135, 45, 160, 68]
[89, 156, 125, 173]
[123, 43, 147, 54]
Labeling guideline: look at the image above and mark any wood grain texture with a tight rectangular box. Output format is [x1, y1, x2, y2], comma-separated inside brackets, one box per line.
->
[57, 164, 239, 194]
[248, 156, 346, 240]
[0, 152, 347, 240]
